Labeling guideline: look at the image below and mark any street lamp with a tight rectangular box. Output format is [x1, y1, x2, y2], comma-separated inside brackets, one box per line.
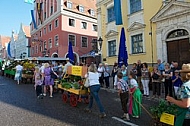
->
[97, 37, 103, 51]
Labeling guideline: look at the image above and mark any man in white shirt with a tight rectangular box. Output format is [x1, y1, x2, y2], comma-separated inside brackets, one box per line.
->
[15, 63, 23, 84]
[62, 58, 73, 76]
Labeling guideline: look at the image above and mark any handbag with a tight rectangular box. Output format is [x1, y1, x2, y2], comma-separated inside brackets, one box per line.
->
[84, 72, 90, 87]
[84, 78, 90, 87]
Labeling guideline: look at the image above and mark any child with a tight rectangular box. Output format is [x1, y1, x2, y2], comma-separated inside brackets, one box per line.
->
[34, 67, 43, 99]
[128, 71, 142, 118]
[172, 70, 182, 96]
[116, 72, 130, 121]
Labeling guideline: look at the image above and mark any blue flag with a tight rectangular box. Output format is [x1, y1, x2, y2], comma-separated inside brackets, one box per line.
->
[68, 42, 74, 63]
[31, 10, 37, 29]
[118, 27, 128, 67]
[114, 0, 123, 25]
[24, 0, 34, 4]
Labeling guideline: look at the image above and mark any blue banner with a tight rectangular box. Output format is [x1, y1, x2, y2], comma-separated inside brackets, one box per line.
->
[31, 10, 37, 29]
[114, 0, 123, 25]
[118, 27, 128, 67]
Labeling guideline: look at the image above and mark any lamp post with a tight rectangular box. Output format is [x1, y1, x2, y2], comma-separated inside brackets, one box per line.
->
[97, 37, 103, 63]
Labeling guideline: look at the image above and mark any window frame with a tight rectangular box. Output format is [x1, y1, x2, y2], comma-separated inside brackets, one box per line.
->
[92, 24, 97, 31]
[54, 35, 59, 46]
[68, 34, 76, 46]
[81, 22, 87, 29]
[44, 27, 46, 35]
[107, 6, 115, 23]
[54, 19, 59, 28]
[131, 33, 144, 54]
[79, 5, 84, 13]
[67, 1, 72, 9]
[44, 41, 47, 50]
[130, 0, 142, 14]
[81, 36, 88, 48]
[108, 40, 116, 57]
[69, 18, 75, 27]
[50, 6, 53, 15]
[49, 38, 52, 49]
[48, 23, 52, 32]
[35, 45, 38, 54]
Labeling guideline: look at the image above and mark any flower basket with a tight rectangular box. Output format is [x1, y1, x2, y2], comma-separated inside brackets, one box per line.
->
[150, 99, 177, 126]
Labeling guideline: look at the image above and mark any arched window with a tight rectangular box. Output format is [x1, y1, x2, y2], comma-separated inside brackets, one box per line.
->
[167, 29, 189, 39]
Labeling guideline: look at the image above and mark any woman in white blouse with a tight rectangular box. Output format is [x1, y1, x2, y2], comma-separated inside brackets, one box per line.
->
[84, 64, 106, 118]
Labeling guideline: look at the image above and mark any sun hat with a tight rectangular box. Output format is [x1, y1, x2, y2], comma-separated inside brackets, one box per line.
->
[180, 64, 190, 73]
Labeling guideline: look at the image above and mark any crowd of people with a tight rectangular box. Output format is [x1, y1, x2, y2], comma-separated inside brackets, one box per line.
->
[12, 58, 190, 125]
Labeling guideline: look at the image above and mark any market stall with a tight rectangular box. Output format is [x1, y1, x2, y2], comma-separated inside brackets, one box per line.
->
[22, 61, 35, 84]
[58, 66, 89, 107]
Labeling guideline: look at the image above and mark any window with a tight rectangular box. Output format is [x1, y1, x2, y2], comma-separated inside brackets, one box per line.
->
[49, 38, 52, 48]
[92, 24, 97, 31]
[44, 27, 46, 35]
[55, 35, 59, 46]
[81, 22, 87, 29]
[108, 40, 116, 56]
[131, 34, 143, 54]
[67, 1, 72, 9]
[55, 19, 59, 28]
[107, 7, 115, 23]
[167, 29, 189, 39]
[69, 35, 76, 46]
[44, 12, 46, 20]
[130, 0, 142, 14]
[44, 41, 47, 49]
[69, 19, 75, 26]
[79, 5, 84, 13]
[50, 6, 53, 15]
[81, 37, 87, 47]
[39, 44, 42, 52]
[49, 24, 52, 32]
[39, 31, 42, 37]
[90, 9, 95, 16]
[35, 45, 38, 53]
[31, 47, 34, 55]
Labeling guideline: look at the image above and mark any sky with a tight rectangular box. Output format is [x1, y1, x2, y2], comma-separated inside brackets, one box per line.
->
[0, 0, 33, 36]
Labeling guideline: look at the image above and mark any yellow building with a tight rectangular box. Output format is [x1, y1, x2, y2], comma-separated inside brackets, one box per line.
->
[97, 0, 190, 66]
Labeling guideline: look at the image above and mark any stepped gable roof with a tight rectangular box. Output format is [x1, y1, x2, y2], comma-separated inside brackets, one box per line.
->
[0, 35, 11, 47]
[23, 25, 31, 37]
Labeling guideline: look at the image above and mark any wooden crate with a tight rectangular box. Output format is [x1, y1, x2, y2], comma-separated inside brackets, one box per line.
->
[58, 84, 88, 95]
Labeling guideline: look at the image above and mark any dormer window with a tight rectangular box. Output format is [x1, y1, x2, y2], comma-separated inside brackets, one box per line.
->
[79, 5, 84, 13]
[67, 1, 72, 9]
[89, 9, 95, 16]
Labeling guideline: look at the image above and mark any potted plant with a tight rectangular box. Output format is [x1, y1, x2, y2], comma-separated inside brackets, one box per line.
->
[150, 99, 177, 126]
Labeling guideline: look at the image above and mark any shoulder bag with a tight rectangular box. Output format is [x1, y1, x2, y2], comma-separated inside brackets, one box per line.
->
[84, 73, 90, 87]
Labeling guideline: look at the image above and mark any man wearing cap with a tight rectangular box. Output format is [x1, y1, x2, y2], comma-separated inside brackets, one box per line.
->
[62, 58, 73, 76]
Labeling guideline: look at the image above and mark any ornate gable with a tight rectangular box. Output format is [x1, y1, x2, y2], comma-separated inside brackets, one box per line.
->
[151, 1, 190, 22]
[105, 30, 119, 38]
[128, 22, 146, 32]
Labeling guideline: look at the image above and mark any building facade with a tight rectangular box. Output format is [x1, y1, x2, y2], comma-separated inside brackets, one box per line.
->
[151, 0, 190, 67]
[8, 31, 17, 59]
[97, 0, 190, 66]
[15, 24, 31, 59]
[0, 35, 10, 59]
[97, 0, 163, 65]
[30, 0, 97, 64]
